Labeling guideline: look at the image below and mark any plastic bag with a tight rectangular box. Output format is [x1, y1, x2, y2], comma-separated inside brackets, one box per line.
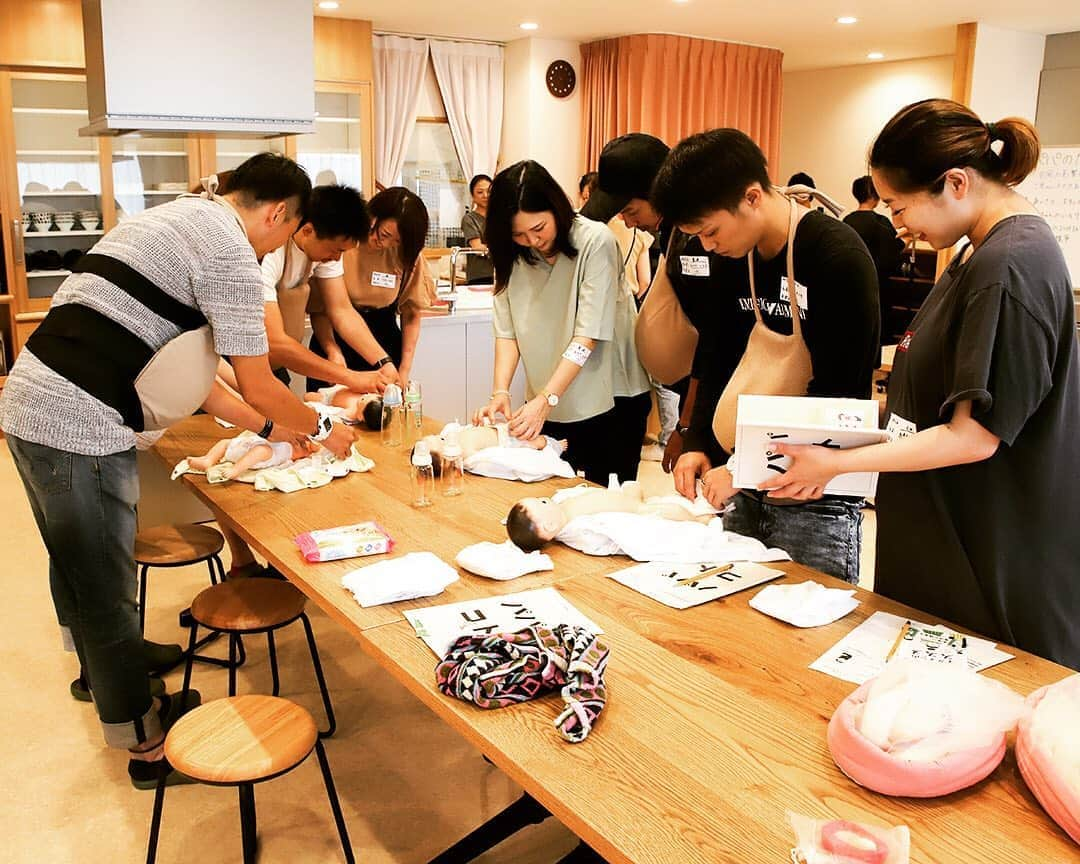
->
[789, 812, 910, 863]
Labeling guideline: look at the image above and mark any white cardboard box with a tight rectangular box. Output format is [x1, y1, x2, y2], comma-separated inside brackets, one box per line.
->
[731, 395, 888, 498]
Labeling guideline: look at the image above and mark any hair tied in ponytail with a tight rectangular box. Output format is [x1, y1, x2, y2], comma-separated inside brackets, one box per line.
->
[985, 122, 1005, 157]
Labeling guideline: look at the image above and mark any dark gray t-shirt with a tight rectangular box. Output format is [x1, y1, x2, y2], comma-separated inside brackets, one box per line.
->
[877, 214, 1080, 670]
[460, 209, 494, 283]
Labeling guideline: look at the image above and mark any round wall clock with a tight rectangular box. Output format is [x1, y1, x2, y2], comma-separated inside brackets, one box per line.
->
[545, 60, 576, 98]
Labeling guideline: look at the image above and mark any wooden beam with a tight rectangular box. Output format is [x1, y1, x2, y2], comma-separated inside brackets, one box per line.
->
[952, 22, 977, 107]
[314, 16, 374, 83]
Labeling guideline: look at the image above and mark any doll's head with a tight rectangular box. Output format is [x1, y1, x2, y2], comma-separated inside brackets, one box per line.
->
[506, 498, 567, 551]
[361, 397, 383, 430]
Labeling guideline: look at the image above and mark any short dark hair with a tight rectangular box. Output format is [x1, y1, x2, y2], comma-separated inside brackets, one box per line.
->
[579, 171, 599, 195]
[361, 398, 382, 430]
[870, 98, 1040, 194]
[227, 152, 312, 218]
[506, 502, 546, 552]
[787, 172, 815, 188]
[369, 187, 429, 274]
[302, 184, 370, 241]
[852, 175, 878, 204]
[651, 129, 773, 226]
[486, 160, 578, 292]
[469, 174, 493, 195]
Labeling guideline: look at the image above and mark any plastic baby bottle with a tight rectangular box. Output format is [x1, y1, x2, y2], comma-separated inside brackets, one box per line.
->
[441, 422, 465, 497]
[404, 380, 423, 447]
[381, 383, 403, 447]
[411, 440, 435, 507]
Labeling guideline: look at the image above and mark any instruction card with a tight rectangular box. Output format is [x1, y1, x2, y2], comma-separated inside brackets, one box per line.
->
[607, 561, 785, 609]
[809, 610, 1013, 684]
[404, 587, 603, 658]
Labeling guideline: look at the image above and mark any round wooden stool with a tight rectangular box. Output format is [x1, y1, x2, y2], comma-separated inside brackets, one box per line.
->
[180, 577, 336, 737]
[134, 524, 226, 635]
[145, 695, 354, 864]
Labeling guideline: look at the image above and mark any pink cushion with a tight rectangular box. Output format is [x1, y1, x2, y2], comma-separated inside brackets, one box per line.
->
[1016, 680, 1080, 846]
[828, 681, 1007, 797]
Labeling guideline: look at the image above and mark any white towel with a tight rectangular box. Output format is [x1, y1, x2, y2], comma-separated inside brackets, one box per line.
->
[342, 552, 459, 607]
[555, 512, 790, 564]
[173, 442, 374, 492]
[749, 580, 859, 627]
[456, 540, 554, 581]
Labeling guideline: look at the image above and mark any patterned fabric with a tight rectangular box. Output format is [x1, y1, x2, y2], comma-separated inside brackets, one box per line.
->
[435, 624, 610, 743]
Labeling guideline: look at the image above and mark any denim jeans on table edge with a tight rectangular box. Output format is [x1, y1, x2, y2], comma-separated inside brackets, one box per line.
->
[723, 490, 863, 584]
[7, 435, 159, 748]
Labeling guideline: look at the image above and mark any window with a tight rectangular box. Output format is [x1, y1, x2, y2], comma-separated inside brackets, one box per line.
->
[400, 120, 467, 248]
[295, 89, 366, 191]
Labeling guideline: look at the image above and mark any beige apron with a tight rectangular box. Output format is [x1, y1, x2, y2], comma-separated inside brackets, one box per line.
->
[711, 198, 813, 452]
[634, 230, 698, 386]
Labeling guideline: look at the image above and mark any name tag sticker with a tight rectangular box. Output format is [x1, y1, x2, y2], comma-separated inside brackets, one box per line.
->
[371, 271, 397, 289]
[886, 413, 917, 441]
[779, 276, 809, 310]
[680, 256, 709, 277]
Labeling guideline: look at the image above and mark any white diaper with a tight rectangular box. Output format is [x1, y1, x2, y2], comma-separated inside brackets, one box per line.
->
[223, 434, 293, 470]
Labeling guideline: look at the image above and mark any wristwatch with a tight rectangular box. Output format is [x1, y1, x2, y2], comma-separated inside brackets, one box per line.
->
[310, 407, 335, 442]
[373, 356, 394, 369]
[540, 391, 559, 407]
[258, 418, 274, 439]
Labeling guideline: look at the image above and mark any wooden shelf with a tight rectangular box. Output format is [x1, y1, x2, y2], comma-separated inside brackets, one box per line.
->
[314, 116, 359, 124]
[114, 151, 187, 157]
[25, 230, 103, 237]
[22, 190, 98, 197]
[16, 149, 97, 156]
[141, 189, 186, 195]
[27, 269, 71, 278]
[0, 294, 13, 305]
[13, 107, 88, 116]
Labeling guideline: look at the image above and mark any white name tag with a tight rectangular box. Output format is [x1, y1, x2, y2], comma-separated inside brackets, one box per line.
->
[779, 276, 809, 310]
[680, 255, 709, 277]
[886, 413, 917, 441]
[371, 271, 397, 289]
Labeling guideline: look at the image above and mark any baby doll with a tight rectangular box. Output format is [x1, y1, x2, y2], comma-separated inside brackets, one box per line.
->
[305, 385, 383, 429]
[507, 482, 712, 552]
[416, 423, 567, 477]
[185, 434, 313, 481]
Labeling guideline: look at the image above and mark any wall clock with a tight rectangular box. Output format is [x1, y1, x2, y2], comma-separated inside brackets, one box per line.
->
[545, 60, 576, 98]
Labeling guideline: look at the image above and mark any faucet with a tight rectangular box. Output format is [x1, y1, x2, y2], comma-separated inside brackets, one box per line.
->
[448, 245, 491, 301]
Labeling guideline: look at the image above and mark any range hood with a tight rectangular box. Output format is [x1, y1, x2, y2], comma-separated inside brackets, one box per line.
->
[81, 0, 314, 137]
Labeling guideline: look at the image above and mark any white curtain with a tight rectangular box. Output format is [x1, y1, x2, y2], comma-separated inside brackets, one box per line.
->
[373, 34, 430, 189]
[429, 40, 504, 182]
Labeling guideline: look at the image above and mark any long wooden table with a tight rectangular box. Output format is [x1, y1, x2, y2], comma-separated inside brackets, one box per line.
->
[154, 416, 1078, 863]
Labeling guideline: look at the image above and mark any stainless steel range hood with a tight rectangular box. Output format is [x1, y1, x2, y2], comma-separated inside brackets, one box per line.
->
[81, 0, 314, 138]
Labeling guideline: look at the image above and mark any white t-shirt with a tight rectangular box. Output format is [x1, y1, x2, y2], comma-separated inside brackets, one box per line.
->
[261, 239, 345, 343]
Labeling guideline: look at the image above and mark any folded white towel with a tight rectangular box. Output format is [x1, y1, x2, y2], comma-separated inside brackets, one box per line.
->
[463, 443, 575, 483]
[749, 580, 859, 627]
[456, 540, 555, 581]
[342, 551, 459, 607]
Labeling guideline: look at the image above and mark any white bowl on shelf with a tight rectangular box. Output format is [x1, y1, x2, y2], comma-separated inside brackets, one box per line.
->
[20, 213, 31, 231]
[30, 212, 54, 231]
[77, 210, 100, 231]
[54, 213, 76, 232]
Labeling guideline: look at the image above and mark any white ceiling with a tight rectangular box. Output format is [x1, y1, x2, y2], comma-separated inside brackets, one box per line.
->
[317, 0, 1080, 70]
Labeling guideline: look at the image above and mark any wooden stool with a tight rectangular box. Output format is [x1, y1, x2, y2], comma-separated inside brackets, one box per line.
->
[134, 523, 226, 635]
[145, 695, 354, 864]
[180, 577, 336, 738]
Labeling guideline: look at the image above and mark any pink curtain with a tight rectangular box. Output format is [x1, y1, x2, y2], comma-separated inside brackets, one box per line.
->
[581, 34, 784, 179]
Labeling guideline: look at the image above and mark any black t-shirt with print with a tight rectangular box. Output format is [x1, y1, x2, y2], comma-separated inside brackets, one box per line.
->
[877, 215, 1080, 669]
[843, 210, 903, 283]
[680, 210, 881, 461]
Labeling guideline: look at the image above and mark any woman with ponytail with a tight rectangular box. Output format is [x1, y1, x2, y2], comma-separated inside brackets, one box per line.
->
[760, 99, 1080, 670]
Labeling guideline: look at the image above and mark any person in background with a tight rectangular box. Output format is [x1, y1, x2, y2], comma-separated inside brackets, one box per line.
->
[306, 187, 435, 391]
[475, 160, 647, 483]
[0, 152, 355, 789]
[461, 174, 495, 285]
[844, 175, 904, 344]
[652, 129, 879, 583]
[787, 172, 816, 188]
[578, 171, 599, 209]
[764, 100, 1080, 669]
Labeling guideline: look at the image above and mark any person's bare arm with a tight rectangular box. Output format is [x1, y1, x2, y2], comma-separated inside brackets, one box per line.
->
[634, 246, 651, 298]
[398, 305, 421, 385]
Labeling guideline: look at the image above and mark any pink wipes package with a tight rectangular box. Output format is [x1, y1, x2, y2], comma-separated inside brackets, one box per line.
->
[1016, 674, 1080, 846]
[788, 812, 910, 864]
[827, 660, 1023, 798]
[295, 522, 394, 563]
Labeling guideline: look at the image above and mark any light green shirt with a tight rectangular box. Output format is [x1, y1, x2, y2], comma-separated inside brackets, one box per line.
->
[493, 216, 619, 423]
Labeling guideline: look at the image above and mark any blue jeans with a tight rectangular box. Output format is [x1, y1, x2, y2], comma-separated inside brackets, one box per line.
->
[723, 491, 863, 584]
[8, 435, 160, 748]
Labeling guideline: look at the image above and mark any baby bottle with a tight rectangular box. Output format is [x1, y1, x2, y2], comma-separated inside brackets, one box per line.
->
[404, 380, 423, 447]
[411, 439, 435, 507]
[381, 383, 403, 447]
[441, 422, 465, 497]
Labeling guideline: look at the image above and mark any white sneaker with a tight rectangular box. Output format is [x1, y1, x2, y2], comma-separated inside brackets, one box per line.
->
[640, 444, 665, 462]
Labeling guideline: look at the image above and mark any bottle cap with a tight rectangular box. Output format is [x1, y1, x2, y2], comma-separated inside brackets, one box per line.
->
[383, 383, 403, 407]
[411, 440, 432, 467]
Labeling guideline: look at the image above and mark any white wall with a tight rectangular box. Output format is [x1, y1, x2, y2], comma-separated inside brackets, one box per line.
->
[499, 37, 583, 199]
[780, 55, 954, 207]
[969, 24, 1045, 124]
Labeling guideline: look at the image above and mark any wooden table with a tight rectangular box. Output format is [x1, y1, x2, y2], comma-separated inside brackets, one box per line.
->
[154, 416, 1077, 863]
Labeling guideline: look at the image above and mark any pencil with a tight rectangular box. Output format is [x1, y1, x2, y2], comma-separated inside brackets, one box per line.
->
[676, 563, 733, 584]
[886, 621, 911, 661]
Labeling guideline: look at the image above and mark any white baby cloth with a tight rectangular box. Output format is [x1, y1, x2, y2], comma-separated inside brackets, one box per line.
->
[223, 434, 293, 470]
[464, 444, 576, 483]
[173, 441, 374, 492]
[341, 552, 459, 607]
[317, 384, 348, 405]
[749, 580, 859, 627]
[455, 540, 555, 581]
[555, 512, 790, 564]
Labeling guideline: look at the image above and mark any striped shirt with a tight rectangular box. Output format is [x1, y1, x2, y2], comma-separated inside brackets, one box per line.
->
[0, 196, 267, 455]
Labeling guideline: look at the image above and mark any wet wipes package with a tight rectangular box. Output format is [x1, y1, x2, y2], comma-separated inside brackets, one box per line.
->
[295, 522, 394, 563]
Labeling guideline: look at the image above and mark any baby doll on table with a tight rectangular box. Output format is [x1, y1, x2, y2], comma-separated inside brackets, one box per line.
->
[185, 434, 314, 481]
[507, 481, 712, 552]
[305, 385, 383, 429]
[416, 422, 567, 476]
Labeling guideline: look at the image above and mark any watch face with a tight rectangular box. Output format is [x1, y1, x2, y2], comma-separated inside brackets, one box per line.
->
[545, 60, 576, 98]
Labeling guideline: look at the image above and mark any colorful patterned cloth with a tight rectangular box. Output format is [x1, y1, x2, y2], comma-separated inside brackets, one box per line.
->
[435, 624, 610, 743]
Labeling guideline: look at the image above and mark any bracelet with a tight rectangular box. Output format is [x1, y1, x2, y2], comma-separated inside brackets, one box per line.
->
[373, 356, 393, 369]
[491, 389, 511, 398]
[676, 424, 691, 436]
[258, 418, 274, 439]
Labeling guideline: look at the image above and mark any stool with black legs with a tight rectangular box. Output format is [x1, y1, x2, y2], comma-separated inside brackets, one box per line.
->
[145, 694, 354, 864]
[179, 576, 336, 738]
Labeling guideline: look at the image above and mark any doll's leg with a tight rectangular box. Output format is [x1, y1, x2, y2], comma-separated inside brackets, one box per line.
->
[224, 444, 273, 479]
[187, 439, 230, 472]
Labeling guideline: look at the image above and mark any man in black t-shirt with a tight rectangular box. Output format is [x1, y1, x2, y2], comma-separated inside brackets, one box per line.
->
[651, 129, 880, 583]
[843, 175, 903, 340]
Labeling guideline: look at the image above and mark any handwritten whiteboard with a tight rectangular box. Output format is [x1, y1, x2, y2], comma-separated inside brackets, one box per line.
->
[1017, 147, 1080, 287]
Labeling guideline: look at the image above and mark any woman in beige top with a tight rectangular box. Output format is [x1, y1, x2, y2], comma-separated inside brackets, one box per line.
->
[306, 187, 434, 390]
